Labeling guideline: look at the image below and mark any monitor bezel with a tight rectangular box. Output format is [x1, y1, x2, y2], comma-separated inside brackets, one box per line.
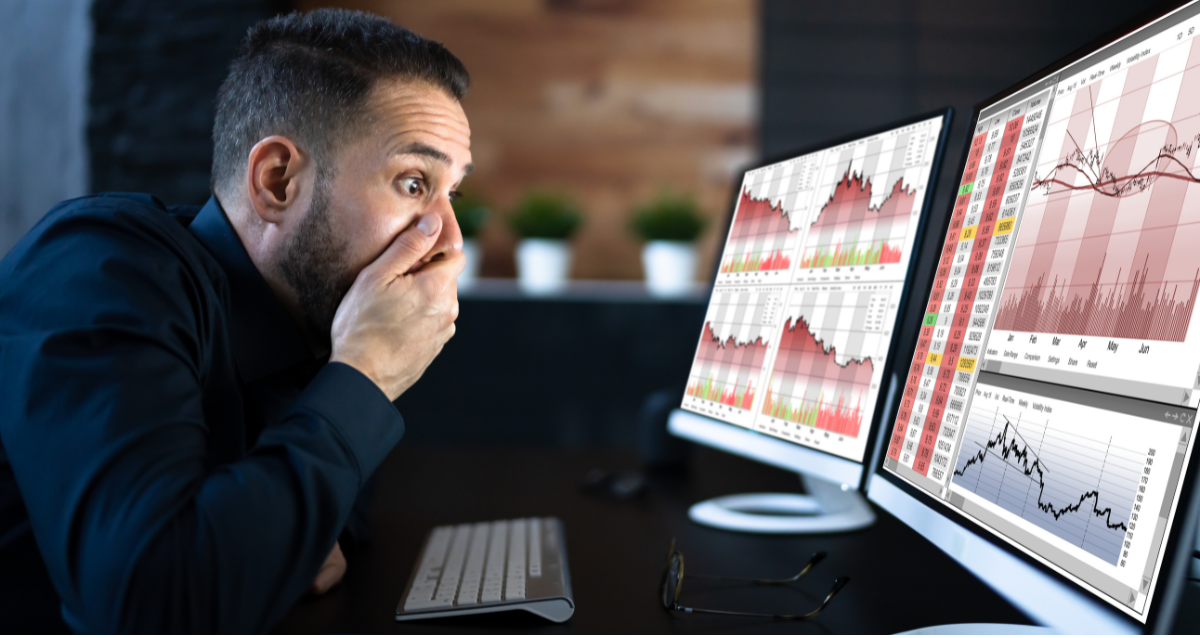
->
[687, 106, 954, 489]
[868, 0, 1200, 631]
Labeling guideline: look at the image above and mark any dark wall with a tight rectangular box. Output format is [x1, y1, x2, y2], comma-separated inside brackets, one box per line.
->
[88, 0, 287, 204]
[394, 297, 705, 449]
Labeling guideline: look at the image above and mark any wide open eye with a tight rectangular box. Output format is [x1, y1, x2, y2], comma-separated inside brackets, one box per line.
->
[400, 176, 425, 197]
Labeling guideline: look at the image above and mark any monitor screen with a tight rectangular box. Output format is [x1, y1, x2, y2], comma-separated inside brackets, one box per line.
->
[880, 1, 1200, 623]
[681, 113, 949, 464]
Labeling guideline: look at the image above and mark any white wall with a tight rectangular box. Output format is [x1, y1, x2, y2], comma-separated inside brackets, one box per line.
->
[0, 0, 91, 257]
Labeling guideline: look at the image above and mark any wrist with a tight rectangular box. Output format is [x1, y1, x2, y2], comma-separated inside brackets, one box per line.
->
[329, 354, 387, 399]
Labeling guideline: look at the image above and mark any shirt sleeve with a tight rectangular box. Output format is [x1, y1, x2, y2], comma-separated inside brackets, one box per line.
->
[0, 203, 404, 632]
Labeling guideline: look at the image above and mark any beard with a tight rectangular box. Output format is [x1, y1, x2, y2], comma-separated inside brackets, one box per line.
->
[278, 180, 356, 347]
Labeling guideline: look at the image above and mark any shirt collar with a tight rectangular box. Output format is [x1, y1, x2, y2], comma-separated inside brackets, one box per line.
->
[188, 196, 314, 383]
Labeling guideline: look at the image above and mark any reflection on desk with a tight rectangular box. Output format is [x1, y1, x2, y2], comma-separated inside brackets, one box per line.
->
[273, 446, 1033, 634]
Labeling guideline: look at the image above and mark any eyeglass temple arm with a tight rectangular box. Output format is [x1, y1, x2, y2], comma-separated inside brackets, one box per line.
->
[684, 551, 827, 585]
[673, 577, 849, 620]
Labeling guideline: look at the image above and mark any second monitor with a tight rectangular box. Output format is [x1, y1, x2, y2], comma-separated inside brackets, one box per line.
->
[669, 109, 953, 533]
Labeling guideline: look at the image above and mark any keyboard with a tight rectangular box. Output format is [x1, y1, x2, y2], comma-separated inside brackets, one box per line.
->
[395, 517, 575, 623]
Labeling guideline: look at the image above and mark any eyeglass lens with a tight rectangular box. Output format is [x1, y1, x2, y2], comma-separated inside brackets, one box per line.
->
[661, 552, 682, 608]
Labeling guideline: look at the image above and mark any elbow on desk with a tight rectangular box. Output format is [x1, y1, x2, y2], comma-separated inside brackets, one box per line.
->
[59, 503, 317, 633]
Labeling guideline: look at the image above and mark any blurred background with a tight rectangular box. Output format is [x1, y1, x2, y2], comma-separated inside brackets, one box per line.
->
[0, 0, 1163, 448]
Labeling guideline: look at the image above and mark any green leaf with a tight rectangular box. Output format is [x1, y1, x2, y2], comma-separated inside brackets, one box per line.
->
[507, 192, 583, 239]
[451, 192, 489, 239]
[629, 191, 706, 241]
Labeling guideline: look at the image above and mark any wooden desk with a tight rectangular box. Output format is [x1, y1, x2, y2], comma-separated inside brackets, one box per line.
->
[273, 445, 1036, 633]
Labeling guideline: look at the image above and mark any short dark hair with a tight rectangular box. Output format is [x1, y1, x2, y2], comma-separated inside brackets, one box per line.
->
[211, 9, 469, 194]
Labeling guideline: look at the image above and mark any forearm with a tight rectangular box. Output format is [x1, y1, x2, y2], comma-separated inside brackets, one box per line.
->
[22, 364, 402, 633]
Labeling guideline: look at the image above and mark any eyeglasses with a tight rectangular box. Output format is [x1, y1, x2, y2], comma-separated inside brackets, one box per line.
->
[660, 538, 849, 620]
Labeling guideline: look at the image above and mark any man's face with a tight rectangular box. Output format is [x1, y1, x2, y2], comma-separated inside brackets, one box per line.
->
[279, 81, 472, 342]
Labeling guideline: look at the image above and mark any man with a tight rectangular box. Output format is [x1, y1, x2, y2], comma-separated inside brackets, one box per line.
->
[0, 9, 470, 632]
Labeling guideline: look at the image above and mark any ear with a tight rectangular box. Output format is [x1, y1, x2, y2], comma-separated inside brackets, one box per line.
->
[246, 135, 310, 225]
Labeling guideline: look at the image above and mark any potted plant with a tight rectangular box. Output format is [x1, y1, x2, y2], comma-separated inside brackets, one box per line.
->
[508, 192, 582, 294]
[452, 192, 488, 287]
[630, 192, 706, 296]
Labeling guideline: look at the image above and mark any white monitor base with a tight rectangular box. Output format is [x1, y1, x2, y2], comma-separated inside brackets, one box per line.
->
[688, 474, 875, 534]
[897, 623, 1055, 634]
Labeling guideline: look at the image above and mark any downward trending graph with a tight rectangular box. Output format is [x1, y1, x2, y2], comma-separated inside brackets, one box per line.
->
[952, 397, 1144, 566]
[800, 170, 917, 269]
[720, 189, 800, 274]
[761, 316, 874, 437]
[995, 40, 1200, 342]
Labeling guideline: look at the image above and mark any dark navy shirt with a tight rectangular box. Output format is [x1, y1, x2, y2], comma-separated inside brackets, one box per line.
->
[0, 194, 405, 632]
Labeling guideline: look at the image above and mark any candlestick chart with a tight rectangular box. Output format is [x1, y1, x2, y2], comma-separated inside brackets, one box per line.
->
[994, 47, 1200, 343]
[719, 189, 800, 274]
[799, 170, 916, 269]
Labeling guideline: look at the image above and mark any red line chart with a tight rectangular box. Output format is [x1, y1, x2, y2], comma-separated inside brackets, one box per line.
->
[761, 316, 874, 438]
[996, 45, 1200, 342]
[800, 169, 916, 270]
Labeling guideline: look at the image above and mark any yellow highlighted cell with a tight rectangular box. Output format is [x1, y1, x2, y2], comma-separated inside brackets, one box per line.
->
[926, 352, 943, 366]
[960, 225, 977, 241]
[957, 357, 977, 372]
[995, 217, 1016, 234]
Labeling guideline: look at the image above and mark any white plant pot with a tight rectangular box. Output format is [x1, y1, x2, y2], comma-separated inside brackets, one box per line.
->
[516, 238, 572, 294]
[643, 240, 697, 297]
[459, 238, 482, 288]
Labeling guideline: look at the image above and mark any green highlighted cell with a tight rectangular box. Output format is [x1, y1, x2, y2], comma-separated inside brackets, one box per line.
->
[958, 182, 974, 196]
[923, 313, 938, 327]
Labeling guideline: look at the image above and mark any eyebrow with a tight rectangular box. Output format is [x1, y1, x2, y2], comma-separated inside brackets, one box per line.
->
[395, 142, 473, 175]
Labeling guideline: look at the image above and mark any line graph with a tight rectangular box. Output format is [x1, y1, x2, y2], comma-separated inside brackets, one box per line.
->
[720, 189, 799, 274]
[800, 170, 916, 269]
[761, 316, 874, 437]
[683, 286, 784, 426]
[686, 322, 767, 409]
[717, 156, 818, 282]
[757, 285, 892, 440]
[954, 417, 1129, 533]
[952, 392, 1145, 565]
[995, 42, 1200, 343]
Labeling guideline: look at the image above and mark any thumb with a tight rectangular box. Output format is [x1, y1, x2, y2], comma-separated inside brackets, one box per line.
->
[370, 214, 442, 277]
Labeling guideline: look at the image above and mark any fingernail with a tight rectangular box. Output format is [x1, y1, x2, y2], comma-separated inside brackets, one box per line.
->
[417, 215, 438, 236]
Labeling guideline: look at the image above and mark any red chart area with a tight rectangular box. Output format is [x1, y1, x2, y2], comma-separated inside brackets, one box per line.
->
[720, 189, 798, 274]
[801, 170, 916, 269]
[761, 317, 874, 437]
[686, 323, 768, 409]
[995, 44, 1200, 342]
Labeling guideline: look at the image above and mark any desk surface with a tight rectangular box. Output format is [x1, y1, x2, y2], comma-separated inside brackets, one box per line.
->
[273, 446, 1034, 634]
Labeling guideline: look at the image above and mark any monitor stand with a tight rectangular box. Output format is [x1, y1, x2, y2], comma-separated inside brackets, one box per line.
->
[896, 623, 1054, 634]
[688, 473, 875, 534]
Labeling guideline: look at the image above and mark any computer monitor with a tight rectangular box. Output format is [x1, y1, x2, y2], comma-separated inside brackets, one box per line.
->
[867, 1, 1200, 632]
[667, 109, 953, 534]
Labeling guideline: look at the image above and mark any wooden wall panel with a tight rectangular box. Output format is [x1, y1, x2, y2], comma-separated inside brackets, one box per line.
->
[298, 0, 758, 279]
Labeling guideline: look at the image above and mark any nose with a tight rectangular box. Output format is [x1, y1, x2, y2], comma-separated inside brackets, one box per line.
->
[426, 194, 463, 262]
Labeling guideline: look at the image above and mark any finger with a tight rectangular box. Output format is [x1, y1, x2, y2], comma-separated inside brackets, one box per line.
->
[366, 214, 442, 279]
[410, 250, 466, 290]
[311, 542, 347, 595]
